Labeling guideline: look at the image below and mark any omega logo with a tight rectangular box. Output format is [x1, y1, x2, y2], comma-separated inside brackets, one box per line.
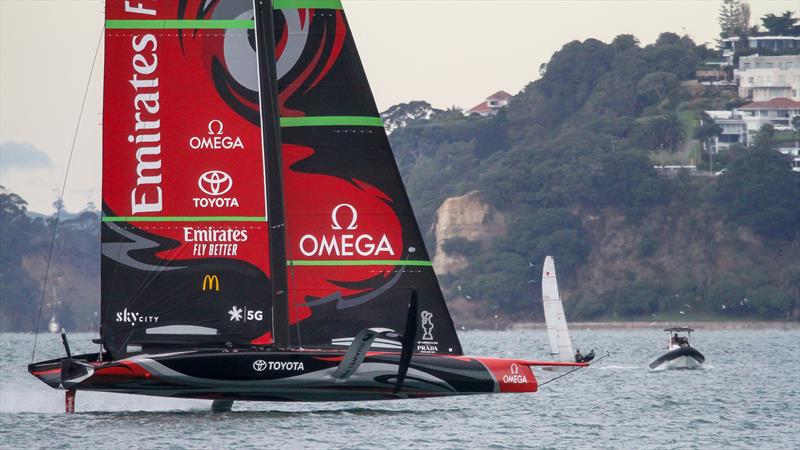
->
[331, 203, 358, 230]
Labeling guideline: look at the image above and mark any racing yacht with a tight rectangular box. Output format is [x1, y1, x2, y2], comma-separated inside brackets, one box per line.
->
[30, 0, 584, 413]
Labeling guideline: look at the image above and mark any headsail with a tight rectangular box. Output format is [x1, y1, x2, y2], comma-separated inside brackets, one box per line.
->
[542, 256, 573, 362]
[274, 2, 462, 354]
[101, 0, 274, 357]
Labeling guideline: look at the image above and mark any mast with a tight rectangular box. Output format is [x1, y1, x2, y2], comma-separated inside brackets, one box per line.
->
[253, 0, 290, 349]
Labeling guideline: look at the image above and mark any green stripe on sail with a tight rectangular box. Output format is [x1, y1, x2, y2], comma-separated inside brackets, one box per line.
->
[280, 116, 384, 128]
[287, 260, 433, 267]
[273, 0, 343, 9]
[105, 20, 254, 29]
[102, 216, 266, 222]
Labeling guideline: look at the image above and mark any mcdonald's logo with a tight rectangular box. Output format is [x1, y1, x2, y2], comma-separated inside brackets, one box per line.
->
[202, 274, 220, 291]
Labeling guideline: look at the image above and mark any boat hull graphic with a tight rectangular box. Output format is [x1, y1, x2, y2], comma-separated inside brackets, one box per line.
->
[29, 351, 578, 402]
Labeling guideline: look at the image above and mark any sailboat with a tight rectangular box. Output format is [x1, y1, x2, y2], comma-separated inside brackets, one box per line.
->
[29, 0, 584, 413]
[541, 256, 575, 367]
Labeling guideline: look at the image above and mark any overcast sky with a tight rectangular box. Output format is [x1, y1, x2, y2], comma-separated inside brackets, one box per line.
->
[1, 0, 797, 213]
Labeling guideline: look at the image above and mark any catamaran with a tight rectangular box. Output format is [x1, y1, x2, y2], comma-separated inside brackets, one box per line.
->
[29, 0, 584, 413]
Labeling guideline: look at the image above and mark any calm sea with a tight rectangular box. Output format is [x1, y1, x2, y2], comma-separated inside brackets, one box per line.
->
[1, 328, 798, 449]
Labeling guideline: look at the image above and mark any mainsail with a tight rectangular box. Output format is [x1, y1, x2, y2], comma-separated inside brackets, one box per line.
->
[100, 0, 461, 358]
[542, 256, 573, 362]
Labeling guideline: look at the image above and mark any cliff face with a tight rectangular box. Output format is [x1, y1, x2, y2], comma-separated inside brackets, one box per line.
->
[432, 191, 506, 275]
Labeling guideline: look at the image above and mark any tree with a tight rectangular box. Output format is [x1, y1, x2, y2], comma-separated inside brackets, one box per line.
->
[714, 147, 800, 240]
[748, 286, 793, 318]
[695, 113, 723, 153]
[637, 71, 680, 103]
[761, 11, 799, 36]
[752, 123, 776, 150]
[611, 34, 639, 52]
[718, 0, 744, 39]
[632, 113, 687, 152]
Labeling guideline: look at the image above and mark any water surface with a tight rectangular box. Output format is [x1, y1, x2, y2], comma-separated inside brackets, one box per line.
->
[1, 329, 798, 449]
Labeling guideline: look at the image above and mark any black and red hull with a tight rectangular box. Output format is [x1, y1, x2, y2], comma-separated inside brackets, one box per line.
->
[29, 350, 580, 402]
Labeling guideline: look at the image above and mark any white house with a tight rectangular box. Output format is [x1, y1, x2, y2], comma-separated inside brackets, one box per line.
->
[738, 97, 800, 132]
[735, 55, 800, 101]
[705, 110, 748, 151]
[705, 98, 800, 152]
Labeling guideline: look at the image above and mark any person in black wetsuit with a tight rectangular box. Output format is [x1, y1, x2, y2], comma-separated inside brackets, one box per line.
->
[575, 349, 583, 363]
[583, 349, 595, 363]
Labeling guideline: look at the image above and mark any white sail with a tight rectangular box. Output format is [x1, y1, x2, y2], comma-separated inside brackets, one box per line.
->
[542, 256, 573, 362]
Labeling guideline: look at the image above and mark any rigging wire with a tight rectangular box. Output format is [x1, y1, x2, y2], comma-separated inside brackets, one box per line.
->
[537, 351, 611, 388]
[30, 25, 104, 364]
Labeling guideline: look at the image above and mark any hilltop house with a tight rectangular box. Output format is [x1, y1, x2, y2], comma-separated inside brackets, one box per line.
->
[705, 98, 800, 151]
[735, 55, 800, 101]
[720, 35, 800, 65]
[467, 91, 513, 116]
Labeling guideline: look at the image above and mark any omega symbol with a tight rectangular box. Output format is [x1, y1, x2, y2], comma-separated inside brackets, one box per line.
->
[208, 119, 224, 135]
[331, 203, 358, 230]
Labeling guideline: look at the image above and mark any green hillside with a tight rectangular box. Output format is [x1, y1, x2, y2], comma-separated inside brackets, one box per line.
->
[389, 33, 800, 322]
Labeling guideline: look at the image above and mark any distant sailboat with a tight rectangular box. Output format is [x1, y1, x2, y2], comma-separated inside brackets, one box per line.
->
[541, 256, 574, 364]
[48, 316, 59, 334]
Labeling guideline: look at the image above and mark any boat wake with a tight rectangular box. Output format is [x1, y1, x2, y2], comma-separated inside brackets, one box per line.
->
[0, 389, 207, 414]
[597, 364, 640, 370]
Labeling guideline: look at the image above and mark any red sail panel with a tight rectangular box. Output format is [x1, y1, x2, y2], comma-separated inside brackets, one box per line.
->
[101, 0, 272, 357]
[274, 3, 463, 355]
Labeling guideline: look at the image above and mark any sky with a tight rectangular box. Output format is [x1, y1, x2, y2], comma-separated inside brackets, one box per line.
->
[1, 0, 798, 214]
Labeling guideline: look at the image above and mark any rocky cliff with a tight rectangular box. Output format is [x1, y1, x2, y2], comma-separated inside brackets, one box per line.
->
[432, 191, 506, 275]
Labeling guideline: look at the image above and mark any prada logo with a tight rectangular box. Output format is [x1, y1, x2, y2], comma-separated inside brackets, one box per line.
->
[202, 274, 220, 291]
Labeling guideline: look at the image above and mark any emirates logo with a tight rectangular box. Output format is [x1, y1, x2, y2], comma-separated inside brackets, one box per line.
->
[198, 170, 233, 196]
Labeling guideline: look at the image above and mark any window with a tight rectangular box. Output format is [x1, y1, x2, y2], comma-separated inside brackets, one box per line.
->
[748, 77, 754, 83]
[743, 63, 750, 69]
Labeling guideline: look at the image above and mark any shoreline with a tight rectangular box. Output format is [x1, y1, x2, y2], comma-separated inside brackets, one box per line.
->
[508, 320, 800, 331]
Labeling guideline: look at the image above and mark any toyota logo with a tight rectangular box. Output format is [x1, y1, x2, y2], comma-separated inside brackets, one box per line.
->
[253, 360, 267, 372]
[198, 170, 233, 196]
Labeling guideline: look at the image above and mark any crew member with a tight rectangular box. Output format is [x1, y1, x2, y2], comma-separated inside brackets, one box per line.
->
[583, 349, 595, 363]
[575, 349, 583, 363]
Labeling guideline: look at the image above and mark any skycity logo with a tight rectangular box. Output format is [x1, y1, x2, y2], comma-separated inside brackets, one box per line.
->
[188, 120, 244, 151]
[194, 171, 239, 208]
[115, 308, 159, 327]
[298, 204, 395, 257]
